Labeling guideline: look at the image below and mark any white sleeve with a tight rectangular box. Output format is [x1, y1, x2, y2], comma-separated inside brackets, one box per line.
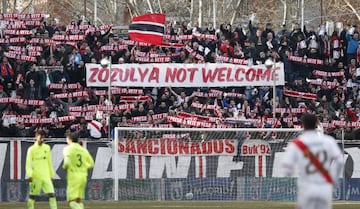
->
[281, 142, 299, 176]
[328, 137, 344, 181]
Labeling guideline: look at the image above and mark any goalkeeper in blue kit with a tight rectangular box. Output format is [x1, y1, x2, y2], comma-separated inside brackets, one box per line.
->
[25, 130, 57, 209]
[63, 132, 94, 209]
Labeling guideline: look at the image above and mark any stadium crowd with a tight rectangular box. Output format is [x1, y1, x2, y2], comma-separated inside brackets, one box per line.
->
[0, 13, 360, 140]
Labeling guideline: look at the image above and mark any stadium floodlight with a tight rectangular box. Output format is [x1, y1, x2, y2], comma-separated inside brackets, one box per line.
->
[265, 58, 276, 119]
[101, 56, 116, 199]
[100, 56, 112, 105]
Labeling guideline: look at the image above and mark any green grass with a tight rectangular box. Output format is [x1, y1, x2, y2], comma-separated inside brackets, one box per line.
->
[0, 201, 359, 209]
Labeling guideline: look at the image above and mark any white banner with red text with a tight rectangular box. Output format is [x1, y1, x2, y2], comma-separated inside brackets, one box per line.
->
[85, 63, 285, 87]
[117, 138, 237, 156]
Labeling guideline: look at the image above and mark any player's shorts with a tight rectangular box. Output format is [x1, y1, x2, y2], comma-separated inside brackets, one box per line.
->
[29, 177, 55, 195]
[66, 174, 87, 201]
[297, 183, 333, 209]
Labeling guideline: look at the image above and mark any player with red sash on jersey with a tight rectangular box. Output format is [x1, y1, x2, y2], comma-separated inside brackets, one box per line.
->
[282, 113, 343, 209]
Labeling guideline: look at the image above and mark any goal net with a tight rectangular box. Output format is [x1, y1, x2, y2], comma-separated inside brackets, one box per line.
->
[112, 127, 302, 201]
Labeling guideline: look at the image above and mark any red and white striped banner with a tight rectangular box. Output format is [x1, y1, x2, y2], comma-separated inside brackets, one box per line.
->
[69, 103, 135, 112]
[312, 70, 344, 77]
[94, 88, 143, 96]
[135, 56, 171, 63]
[275, 108, 307, 114]
[84, 24, 113, 35]
[37, 66, 64, 73]
[321, 121, 360, 128]
[0, 97, 44, 106]
[151, 113, 168, 121]
[131, 116, 148, 122]
[185, 45, 205, 61]
[216, 55, 248, 65]
[19, 116, 75, 124]
[100, 44, 128, 51]
[0, 37, 26, 43]
[0, 13, 47, 20]
[3, 30, 33, 36]
[52, 34, 84, 41]
[192, 90, 243, 98]
[167, 116, 212, 128]
[53, 91, 88, 99]
[191, 102, 216, 110]
[119, 96, 151, 102]
[2, 115, 76, 124]
[224, 117, 298, 125]
[49, 83, 82, 90]
[194, 92, 221, 98]
[177, 111, 217, 123]
[30, 38, 58, 45]
[131, 114, 168, 123]
[306, 78, 339, 89]
[163, 34, 216, 41]
[284, 89, 317, 100]
[288, 55, 324, 65]
[4, 51, 37, 62]
[120, 40, 152, 47]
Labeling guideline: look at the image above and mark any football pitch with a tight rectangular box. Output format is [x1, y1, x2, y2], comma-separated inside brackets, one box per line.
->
[0, 201, 360, 209]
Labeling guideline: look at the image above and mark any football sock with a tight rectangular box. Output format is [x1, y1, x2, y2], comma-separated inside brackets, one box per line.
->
[69, 201, 81, 209]
[49, 197, 57, 209]
[27, 198, 35, 209]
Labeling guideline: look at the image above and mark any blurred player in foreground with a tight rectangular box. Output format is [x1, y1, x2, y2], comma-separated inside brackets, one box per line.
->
[63, 132, 94, 209]
[26, 130, 57, 209]
[282, 113, 343, 209]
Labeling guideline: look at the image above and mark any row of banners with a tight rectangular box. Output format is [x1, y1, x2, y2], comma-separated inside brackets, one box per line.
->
[0, 139, 359, 180]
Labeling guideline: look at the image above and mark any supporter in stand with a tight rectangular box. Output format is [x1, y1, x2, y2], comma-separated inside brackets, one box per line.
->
[0, 13, 359, 139]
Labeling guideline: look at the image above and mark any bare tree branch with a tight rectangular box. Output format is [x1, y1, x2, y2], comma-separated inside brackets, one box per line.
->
[157, 0, 162, 13]
[146, 0, 154, 13]
[230, 0, 242, 25]
[343, 0, 360, 22]
[281, 0, 287, 25]
[20, 0, 34, 14]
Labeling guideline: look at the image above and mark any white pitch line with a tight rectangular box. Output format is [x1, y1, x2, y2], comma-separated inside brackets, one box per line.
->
[151, 205, 222, 208]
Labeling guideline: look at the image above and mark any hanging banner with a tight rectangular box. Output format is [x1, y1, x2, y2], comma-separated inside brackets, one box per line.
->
[85, 63, 285, 87]
[117, 138, 237, 156]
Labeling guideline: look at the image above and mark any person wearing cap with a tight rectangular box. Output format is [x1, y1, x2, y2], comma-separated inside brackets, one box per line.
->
[63, 132, 94, 209]
[25, 130, 58, 209]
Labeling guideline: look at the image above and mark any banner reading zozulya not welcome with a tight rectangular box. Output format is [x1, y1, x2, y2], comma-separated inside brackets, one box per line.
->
[85, 63, 285, 87]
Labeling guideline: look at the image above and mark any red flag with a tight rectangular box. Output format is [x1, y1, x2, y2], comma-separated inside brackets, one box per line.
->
[129, 13, 166, 45]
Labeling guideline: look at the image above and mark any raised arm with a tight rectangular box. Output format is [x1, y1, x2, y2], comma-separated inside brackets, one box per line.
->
[169, 87, 180, 97]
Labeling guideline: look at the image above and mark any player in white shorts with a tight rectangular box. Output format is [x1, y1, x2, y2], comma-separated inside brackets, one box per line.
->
[282, 113, 343, 209]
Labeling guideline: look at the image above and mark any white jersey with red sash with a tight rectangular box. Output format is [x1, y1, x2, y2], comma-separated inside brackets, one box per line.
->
[282, 130, 343, 209]
[87, 120, 102, 138]
[282, 130, 342, 184]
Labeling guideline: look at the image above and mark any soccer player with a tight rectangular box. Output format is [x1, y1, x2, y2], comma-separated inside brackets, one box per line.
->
[25, 130, 57, 209]
[282, 113, 343, 209]
[63, 132, 94, 209]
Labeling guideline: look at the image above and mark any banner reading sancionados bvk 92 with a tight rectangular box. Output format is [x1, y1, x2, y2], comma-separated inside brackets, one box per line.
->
[118, 139, 237, 156]
[85, 63, 285, 87]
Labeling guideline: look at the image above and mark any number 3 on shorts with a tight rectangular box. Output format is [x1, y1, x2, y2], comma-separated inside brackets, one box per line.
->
[76, 154, 82, 167]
